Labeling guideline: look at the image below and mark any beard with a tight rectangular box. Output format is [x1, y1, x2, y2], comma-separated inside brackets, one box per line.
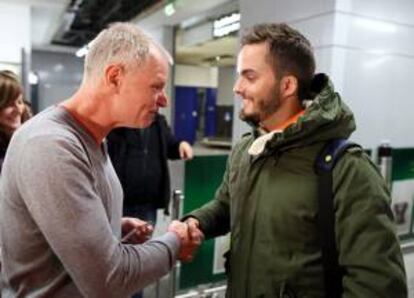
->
[239, 84, 281, 127]
[239, 108, 260, 127]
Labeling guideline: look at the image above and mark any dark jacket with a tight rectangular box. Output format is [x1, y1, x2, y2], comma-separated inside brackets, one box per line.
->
[188, 74, 406, 298]
[107, 114, 181, 215]
[0, 132, 10, 174]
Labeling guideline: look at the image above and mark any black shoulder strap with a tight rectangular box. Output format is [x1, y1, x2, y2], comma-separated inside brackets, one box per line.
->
[314, 138, 361, 298]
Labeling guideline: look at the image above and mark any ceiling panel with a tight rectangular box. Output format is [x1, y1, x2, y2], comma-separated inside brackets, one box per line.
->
[176, 35, 238, 66]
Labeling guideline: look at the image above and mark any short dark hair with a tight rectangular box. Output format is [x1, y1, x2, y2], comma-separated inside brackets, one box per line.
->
[0, 70, 22, 109]
[241, 23, 315, 100]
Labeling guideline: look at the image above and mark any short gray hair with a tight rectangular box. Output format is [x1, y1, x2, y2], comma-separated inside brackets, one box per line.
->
[84, 22, 157, 80]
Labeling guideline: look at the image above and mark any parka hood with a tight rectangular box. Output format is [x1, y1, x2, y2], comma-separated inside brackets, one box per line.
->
[261, 73, 356, 151]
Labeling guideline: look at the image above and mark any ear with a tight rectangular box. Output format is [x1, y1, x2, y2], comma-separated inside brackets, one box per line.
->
[104, 64, 124, 91]
[280, 75, 298, 99]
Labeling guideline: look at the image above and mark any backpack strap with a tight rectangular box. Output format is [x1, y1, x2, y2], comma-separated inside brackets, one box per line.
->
[314, 138, 361, 298]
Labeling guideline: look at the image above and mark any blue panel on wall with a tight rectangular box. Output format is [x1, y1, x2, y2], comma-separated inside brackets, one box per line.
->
[204, 88, 217, 137]
[174, 86, 198, 144]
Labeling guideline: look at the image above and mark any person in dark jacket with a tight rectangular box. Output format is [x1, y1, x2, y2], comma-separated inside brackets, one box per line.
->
[107, 114, 193, 224]
[107, 114, 193, 298]
[182, 23, 407, 297]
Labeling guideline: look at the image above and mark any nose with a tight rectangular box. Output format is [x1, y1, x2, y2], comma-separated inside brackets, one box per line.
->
[233, 77, 243, 97]
[157, 91, 168, 108]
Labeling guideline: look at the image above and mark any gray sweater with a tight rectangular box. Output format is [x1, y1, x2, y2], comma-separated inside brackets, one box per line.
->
[0, 106, 180, 298]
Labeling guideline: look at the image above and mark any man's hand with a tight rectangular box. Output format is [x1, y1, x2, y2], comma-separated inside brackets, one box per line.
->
[121, 217, 154, 244]
[179, 141, 194, 160]
[168, 220, 189, 244]
[181, 218, 204, 262]
[181, 217, 204, 262]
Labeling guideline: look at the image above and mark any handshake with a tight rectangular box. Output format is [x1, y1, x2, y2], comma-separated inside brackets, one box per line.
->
[121, 217, 204, 262]
[168, 218, 205, 262]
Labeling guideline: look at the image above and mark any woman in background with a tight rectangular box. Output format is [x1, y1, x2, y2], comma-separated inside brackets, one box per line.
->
[0, 70, 25, 173]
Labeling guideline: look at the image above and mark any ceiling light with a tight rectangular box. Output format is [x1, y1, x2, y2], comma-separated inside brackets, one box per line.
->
[202, 55, 234, 65]
[213, 13, 241, 38]
[164, 2, 176, 17]
[75, 44, 90, 58]
[29, 72, 39, 85]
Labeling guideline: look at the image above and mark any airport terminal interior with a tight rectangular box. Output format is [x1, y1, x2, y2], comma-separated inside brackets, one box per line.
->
[2, 0, 414, 297]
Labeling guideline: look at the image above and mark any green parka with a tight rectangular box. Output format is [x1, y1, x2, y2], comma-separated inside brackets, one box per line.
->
[188, 74, 406, 298]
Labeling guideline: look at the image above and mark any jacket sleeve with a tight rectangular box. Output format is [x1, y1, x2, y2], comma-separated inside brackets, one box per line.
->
[334, 149, 407, 298]
[183, 153, 232, 239]
[158, 115, 181, 160]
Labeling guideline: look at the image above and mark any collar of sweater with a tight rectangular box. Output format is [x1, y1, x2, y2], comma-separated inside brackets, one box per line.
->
[248, 110, 305, 156]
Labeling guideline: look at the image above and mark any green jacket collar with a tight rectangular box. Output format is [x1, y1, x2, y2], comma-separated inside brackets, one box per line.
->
[249, 73, 356, 152]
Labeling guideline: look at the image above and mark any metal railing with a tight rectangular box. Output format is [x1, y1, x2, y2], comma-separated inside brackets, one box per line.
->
[175, 284, 227, 298]
[171, 189, 185, 298]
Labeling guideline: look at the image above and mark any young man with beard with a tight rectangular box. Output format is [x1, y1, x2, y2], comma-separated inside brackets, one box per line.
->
[183, 23, 407, 297]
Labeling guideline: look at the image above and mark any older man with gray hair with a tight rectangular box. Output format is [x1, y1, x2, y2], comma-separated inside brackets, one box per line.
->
[0, 22, 196, 298]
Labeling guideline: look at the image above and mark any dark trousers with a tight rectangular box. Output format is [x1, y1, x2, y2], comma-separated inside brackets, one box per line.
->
[123, 203, 158, 298]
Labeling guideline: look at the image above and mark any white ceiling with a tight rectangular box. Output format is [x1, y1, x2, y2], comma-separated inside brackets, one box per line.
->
[2, 0, 238, 66]
[176, 34, 237, 67]
[0, 0, 68, 5]
[135, 0, 239, 67]
[0, 0, 71, 48]
[135, 0, 236, 30]
[31, 1, 71, 48]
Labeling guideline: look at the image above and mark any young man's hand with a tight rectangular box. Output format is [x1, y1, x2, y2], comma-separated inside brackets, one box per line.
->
[168, 219, 204, 262]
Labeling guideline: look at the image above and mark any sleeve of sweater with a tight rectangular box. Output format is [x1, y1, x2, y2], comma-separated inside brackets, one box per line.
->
[17, 134, 180, 298]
